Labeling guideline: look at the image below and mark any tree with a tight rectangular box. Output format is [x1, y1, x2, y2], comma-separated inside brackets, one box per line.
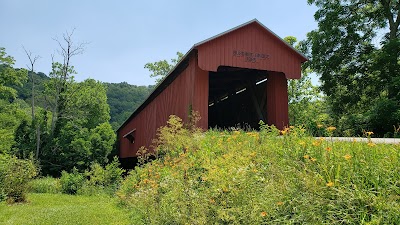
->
[48, 29, 86, 136]
[144, 52, 184, 84]
[105, 82, 153, 130]
[41, 79, 115, 175]
[0, 48, 27, 100]
[283, 36, 327, 128]
[22, 46, 41, 159]
[0, 99, 30, 154]
[0, 48, 29, 154]
[307, 0, 400, 136]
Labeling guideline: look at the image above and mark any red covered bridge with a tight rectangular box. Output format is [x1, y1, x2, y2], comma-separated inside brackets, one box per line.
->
[117, 19, 307, 167]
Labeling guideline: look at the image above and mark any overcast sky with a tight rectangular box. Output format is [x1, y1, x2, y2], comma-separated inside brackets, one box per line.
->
[0, 1, 318, 85]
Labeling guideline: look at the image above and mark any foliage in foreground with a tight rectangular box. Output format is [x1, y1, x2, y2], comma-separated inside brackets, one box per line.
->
[118, 116, 400, 224]
[59, 158, 124, 195]
[0, 193, 130, 225]
[28, 158, 125, 197]
[0, 154, 37, 203]
[28, 176, 62, 194]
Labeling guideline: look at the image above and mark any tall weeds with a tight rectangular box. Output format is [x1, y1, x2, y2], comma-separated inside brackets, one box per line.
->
[118, 117, 400, 224]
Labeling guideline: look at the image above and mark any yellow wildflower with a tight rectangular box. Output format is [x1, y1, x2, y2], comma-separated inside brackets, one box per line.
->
[317, 124, 323, 128]
[365, 131, 374, 136]
[344, 154, 352, 160]
[260, 211, 267, 217]
[326, 181, 334, 187]
[312, 141, 321, 146]
[303, 155, 310, 159]
[325, 147, 332, 152]
[289, 126, 295, 129]
[299, 141, 306, 147]
[280, 127, 290, 135]
[310, 157, 317, 162]
[277, 201, 284, 206]
[319, 137, 326, 141]
[367, 142, 376, 147]
[326, 126, 336, 132]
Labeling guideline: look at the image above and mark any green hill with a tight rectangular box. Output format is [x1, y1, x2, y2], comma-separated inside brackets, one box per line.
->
[14, 72, 153, 130]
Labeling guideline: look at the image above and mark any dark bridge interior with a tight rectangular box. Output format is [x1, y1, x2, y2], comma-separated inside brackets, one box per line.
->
[208, 67, 268, 130]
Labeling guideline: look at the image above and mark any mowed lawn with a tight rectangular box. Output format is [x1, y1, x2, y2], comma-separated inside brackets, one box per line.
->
[0, 193, 130, 225]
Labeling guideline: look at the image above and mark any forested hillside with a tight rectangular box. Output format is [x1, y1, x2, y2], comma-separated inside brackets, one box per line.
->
[13, 72, 153, 130]
[105, 82, 153, 129]
[0, 35, 153, 177]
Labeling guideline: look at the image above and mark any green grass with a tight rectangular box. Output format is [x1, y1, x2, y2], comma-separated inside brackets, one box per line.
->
[0, 193, 130, 225]
[118, 118, 400, 224]
[28, 177, 62, 194]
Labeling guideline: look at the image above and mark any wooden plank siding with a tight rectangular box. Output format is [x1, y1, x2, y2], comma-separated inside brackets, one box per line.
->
[267, 72, 289, 128]
[196, 22, 305, 79]
[118, 19, 307, 161]
[119, 55, 208, 158]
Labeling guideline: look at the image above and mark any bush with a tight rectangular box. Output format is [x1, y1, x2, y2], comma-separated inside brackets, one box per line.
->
[83, 158, 125, 195]
[0, 154, 37, 203]
[29, 177, 61, 194]
[59, 159, 124, 196]
[60, 168, 85, 194]
[87, 158, 124, 188]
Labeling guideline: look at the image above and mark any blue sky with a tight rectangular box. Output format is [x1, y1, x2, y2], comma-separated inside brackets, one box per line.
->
[0, 1, 318, 85]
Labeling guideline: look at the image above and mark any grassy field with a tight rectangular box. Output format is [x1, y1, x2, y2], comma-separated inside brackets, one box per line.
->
[118, 119, 400, 224]
[0, 193, 130, 225]
[2, 120, 399, 224]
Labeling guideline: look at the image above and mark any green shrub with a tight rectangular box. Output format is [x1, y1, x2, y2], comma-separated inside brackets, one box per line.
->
[87, 158, 124, 188]
[82, 158, 125, 195]
[0, 154, 37, 203]
[59, 159, 124, 196]
[60, 168, 85, 194]
[29, 177, 61, 194]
